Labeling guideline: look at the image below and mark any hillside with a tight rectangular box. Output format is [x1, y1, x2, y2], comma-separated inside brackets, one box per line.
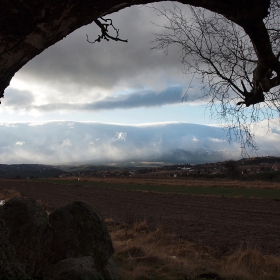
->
[0, 164, 66, 179]
[1, 156, 280, 180]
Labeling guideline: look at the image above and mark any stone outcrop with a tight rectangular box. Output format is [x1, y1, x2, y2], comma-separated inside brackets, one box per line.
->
[102, 256, 121, 280]
[44, 256, 103, 280]
[0, 198, 119, 280]
[44, 256, 120, 280]
[0, 208, 30, 280]
[49, 201, 119, 278]
[2, 197, 53, 278]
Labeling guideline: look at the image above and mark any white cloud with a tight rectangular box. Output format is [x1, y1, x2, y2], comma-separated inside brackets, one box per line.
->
[114, 132, 127, 141]
[28, 122, 48, 126]
[0, 121, 268, 165]
[61, 139, 72, 147]
[0, 123, 17, 127]
[208, 137, 226, 143]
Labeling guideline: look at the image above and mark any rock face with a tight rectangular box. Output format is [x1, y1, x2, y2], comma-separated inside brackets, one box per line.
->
[0, 208, 30, 280]
[102, 256, 121, 280]
[0, 198, 119, 280]
[44, 256, 103, 280]
[2, 197, 53, 278]
[49, 201, 115, 270]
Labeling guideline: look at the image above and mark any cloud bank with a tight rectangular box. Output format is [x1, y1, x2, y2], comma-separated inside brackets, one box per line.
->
[0, 121, 279, 165]
[9, 3, 197, 108]
[3, 86, 188, 113]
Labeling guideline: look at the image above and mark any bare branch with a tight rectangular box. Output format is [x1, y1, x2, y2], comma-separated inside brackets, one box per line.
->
[151, 3, 280, 155]
[87, 17, 128, 43]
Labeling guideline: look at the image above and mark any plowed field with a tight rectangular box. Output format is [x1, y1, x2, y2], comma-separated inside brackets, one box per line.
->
[1, 178, 280, 256]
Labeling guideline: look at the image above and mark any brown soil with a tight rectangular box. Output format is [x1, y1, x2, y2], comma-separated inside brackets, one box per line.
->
[1, 178, 280, 256]
[67, 176, 280, 189]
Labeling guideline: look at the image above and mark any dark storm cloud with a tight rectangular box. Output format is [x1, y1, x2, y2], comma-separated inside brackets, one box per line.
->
[15, 3, 189, 100]
[32, 86, 185, 112]
[3, 88, 34, 107]
[85, 86, 184, 109]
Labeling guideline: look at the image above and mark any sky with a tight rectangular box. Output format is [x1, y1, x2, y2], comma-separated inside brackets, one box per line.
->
[0, 2, 280, 164]
[3, 2, 208, 124]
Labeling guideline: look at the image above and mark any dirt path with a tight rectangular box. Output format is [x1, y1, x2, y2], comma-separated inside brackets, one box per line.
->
[1, 179, 280, 256]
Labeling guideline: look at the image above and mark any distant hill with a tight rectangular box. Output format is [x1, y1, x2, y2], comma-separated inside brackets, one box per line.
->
[1, 156, 280, 180]
[0, 164, 66, 179]
[237, 156, 280, 166]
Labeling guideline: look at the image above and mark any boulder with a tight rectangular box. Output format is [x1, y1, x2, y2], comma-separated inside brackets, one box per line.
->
[44, 256, 103, 280]
[0, 207, 30, 280]
[49, 201, 114, 271]
[101, 256, 121, 280]
[2, 197, 53, 278]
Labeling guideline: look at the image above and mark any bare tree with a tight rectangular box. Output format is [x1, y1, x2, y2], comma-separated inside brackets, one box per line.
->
[151, 2, 280, 155]
[223, 160, 241, 180]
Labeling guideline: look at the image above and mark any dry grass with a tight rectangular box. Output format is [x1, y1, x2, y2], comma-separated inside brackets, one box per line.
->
[0, 187, 21, 201]
[106, 218, 280, 280]
[222, 249, 280, 280]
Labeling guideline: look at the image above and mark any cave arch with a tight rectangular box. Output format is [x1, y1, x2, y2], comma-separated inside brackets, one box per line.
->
[0, 0, 272, 97]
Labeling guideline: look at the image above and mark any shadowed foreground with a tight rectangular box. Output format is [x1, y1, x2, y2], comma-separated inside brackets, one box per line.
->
[1, 178, 280, 257]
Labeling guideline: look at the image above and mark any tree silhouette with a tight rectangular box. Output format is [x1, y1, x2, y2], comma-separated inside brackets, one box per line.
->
[152, 1, 280, 154]
[223, 160, 241, 179]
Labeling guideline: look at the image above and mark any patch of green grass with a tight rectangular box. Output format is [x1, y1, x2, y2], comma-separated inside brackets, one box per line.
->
[38, 179, 280, 199]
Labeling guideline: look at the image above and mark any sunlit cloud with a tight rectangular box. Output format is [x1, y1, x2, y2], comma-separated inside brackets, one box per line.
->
[208, 138, 226, 143]
[0, 121, 276, 165]
[61, 139, 72, 147]
[114, 132, 127, 141]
